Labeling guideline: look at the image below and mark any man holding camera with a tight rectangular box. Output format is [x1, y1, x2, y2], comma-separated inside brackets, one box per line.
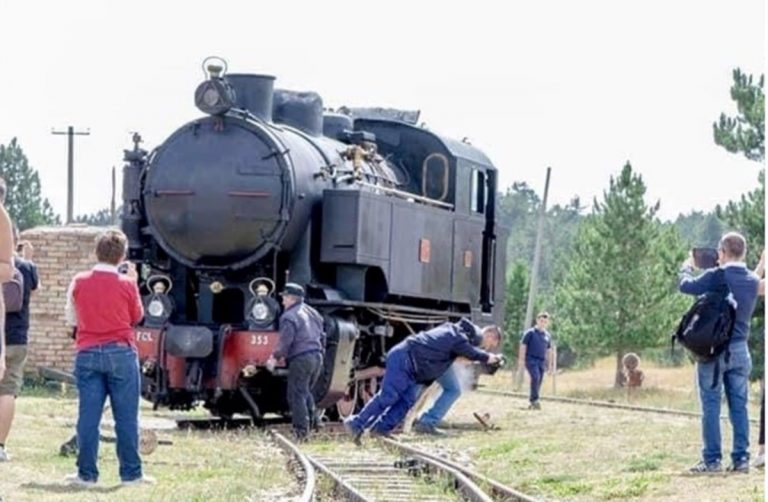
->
[344, 319, 502, 443]
[64, 229, 153, 486]
[679, 232, 759, 474]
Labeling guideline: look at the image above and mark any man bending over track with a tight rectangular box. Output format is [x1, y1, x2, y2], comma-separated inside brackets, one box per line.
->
[343, 319, 501, 443]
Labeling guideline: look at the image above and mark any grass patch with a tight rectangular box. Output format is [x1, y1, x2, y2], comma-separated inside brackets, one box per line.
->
[476, 439, 521, 457]
[0, 396, 296, 501]
[534, 474, 593, 497]
[597, 473, 668, 499]
[625, 452, 668, 472]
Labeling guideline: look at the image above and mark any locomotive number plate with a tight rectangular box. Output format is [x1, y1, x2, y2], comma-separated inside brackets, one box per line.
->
[250, 334, 270, 346]
[136, 330, 155, 343]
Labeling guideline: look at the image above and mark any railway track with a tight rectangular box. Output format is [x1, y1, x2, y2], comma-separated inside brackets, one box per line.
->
[271, 431, 540, 502]
[477, 388, 760, 423]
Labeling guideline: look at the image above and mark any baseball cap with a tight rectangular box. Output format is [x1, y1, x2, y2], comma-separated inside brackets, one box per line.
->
[536, 311, 551, 319]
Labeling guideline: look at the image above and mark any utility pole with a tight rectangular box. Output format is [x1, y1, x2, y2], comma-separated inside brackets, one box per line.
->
[515, 167, 552, 391]
[111, 166, 117, 225]
[52, 126, 90, 224]
[523, 166, 552, 331]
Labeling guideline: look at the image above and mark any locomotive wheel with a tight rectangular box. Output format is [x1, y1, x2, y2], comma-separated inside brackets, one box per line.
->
[335, 383, 358, 418]
[360, 377, 379, 404]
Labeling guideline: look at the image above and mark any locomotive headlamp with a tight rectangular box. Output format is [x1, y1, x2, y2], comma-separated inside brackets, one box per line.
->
[148, 299, 165, 317]
[251, 302, 269, 321]
[194, 78, 236, 116]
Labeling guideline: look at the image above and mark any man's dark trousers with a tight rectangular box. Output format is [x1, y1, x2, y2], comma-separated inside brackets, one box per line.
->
[349, 342, 422, 434]
[526, 358, 546, 403]
[287, 352, 323, 437]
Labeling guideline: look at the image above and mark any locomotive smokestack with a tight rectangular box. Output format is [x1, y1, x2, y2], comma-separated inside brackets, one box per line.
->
[273, 90, 323, 136]
[224, 74, 276, 122]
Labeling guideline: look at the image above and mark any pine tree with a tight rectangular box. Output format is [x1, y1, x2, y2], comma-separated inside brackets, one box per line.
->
[74, 207, 119, 226]
[713, 68, 765, 380]
[555, 162, 688, 387]
[713, 69, 765, 162]
[503, 261, 529, 360]
[0, 138, 59, 229]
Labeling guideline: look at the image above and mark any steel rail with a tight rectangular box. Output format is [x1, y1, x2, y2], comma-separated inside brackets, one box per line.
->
[477, 388, 759, 424]
[382, 437, 540, 502]
[271, 431, 316, 502]
[303, 454, 373, 502]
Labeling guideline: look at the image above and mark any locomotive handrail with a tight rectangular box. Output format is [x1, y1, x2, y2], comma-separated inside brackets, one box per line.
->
[355, 181, 454, 209]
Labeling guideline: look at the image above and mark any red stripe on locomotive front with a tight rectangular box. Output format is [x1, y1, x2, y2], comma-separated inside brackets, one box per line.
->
[219, 330, 283, 389]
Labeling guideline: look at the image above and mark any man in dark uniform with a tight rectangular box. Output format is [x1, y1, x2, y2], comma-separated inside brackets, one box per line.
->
[343, 318, 502, 442]
[517, 312, 553, 410]
[270, 283, 325, 441]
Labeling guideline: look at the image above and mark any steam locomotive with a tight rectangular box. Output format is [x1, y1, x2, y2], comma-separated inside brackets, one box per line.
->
[122, 59, 507, 421]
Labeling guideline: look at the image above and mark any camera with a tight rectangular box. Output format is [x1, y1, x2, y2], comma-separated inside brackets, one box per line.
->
[117, 262, 130, 274]
[692, 247, 718, 269]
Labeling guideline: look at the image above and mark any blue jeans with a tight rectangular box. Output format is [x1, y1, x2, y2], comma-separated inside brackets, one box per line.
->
[349, 343, 423, 434]
[75, 344, 142, 482]
[418, 365, 462, 427]
[697, 341, 752, 465]
[526, 358, 546, 403]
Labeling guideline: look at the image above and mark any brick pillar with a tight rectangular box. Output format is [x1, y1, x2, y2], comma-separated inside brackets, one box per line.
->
[19, 225, 104, 371]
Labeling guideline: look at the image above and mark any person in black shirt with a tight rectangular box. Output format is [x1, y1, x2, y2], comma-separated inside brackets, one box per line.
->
[518, 312, 553, 410]
[0, 225, 39, 461]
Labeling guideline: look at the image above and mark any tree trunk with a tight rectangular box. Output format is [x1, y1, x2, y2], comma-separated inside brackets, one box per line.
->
[614, 351, 624, 389]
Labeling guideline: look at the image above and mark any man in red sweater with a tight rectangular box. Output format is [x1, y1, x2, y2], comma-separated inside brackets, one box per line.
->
[63, 230, 153, 487]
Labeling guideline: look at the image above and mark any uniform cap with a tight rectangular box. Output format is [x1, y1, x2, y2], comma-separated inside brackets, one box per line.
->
[280, 282, 305, 297]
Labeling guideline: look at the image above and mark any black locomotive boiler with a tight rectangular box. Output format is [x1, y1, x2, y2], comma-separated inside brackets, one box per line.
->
[122, 60, 508, 421]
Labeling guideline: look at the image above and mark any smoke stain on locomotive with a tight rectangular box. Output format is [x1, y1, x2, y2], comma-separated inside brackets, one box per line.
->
[122, 58, 507, 422]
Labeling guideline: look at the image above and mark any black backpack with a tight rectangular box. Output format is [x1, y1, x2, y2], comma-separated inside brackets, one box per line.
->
[2, 267, 25, 313]
[673, 269, 735, 386]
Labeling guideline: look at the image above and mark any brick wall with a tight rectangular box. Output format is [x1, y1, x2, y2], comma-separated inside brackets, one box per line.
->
[19, 225, 103, 371]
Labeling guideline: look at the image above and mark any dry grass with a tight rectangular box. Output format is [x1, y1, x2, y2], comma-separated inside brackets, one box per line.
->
[0, 387, 296, 501]
[1, 358, 763, 501]
[485, 357, 762, 415]
[396, 357, 765, 501]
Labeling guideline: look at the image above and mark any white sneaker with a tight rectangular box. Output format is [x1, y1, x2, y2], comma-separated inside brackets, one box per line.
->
[753, 454, 765, 468]
[121, 475, 156, 486]
[0, 446, 10, 462]
[64, 473, 97, 488]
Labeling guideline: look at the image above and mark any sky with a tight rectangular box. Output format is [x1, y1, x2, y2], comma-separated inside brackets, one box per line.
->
[0, 0, 764, 222]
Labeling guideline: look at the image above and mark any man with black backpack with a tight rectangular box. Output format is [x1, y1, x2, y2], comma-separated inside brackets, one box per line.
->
[678, 232, 759, 474]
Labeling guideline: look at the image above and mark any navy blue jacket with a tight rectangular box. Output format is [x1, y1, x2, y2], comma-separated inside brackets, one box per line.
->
[6, 257, 39, 345]
[405, 323, 491, 383]
[521, 327, 551, 361]
[274, 301, 325, 362]
[679, 263, 759, 344]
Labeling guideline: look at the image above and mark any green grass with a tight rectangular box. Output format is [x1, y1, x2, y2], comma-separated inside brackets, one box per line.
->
[0, 395, 296, 501]
[400, 360, 765, 502]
